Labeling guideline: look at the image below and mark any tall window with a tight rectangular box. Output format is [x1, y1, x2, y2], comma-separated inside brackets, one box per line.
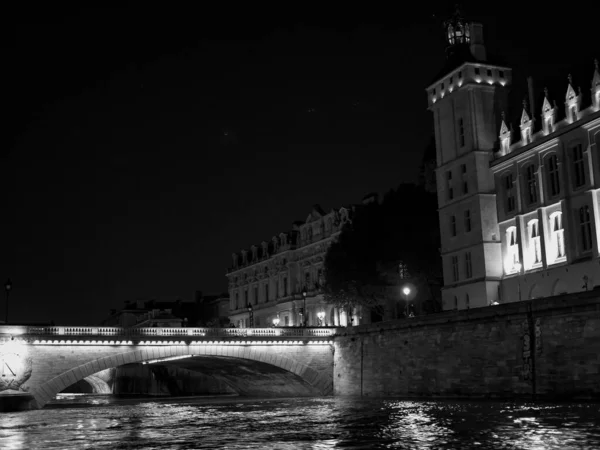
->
[465, 252, 472, 278]
[275, 280, 279, 299]
[458, 118, 465, 147]
[571, 106, 578, 122]
[503, 173, 516, 213]
[461, 164, 468, 194]
[446, 171, 453, 200]
[264, 283, 269, 303]
[451, 256, 459, 282]
[546, 154, 560, 197]
[236, 292, 239, 309]
[305, 271, 311, 288]
[465, 294, 470, 309]
[454, 296, 458, 310]
[550, 212, 565, 261]
[450, 215, 457, 237]
[528, 220, 541, 265]
[506, 226, 519, 273]
[244, 290, 249, 305]
[464, 209, 471, 233]
[283, 277, 288, 296]
[572, 144, 586, 188]
[579, 205, 593, 252]
[254, 286, 258, 304]
[525, 164, 537, 204]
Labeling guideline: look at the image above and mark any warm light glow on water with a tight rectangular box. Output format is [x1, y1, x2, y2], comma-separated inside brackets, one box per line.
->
[1, 397, 600, 449]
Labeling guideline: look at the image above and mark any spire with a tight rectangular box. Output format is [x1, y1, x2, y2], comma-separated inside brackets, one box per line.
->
[592, 58, 600, 88]
[566, 73, 577, 101]
[542, 87, 553, 113]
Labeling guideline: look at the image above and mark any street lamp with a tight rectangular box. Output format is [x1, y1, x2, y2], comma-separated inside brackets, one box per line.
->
[301, 287, 307, 327]
[4, 279, 11, 325]
[247, 303, 254, 328]
[402, 286, 411, 317]
[317, 310, 325, 326]
[272, 315, 280, 327]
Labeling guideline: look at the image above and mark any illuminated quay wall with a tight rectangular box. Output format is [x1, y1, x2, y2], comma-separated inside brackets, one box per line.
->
[0, 326, 334, 410]
[334, 289, 600, 400]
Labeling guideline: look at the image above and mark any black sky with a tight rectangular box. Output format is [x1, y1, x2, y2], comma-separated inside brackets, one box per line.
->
[3, 3, 599, 325]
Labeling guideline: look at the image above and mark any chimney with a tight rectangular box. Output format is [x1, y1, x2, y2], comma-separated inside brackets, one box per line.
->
[469, 23, 486, 62]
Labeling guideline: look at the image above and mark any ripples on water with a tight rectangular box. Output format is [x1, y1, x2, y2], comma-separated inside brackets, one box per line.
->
[2, 395, 600, 449]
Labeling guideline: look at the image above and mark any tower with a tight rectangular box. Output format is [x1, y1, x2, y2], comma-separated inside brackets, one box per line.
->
[426, 9, 512, 309]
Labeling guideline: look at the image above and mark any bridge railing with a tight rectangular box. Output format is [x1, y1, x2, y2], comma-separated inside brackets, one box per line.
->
[12, 326, 336, 338]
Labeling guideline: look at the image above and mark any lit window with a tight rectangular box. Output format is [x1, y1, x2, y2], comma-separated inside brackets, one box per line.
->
[450, 215, 457, 237]
[525, 164, 538, 204]
[572, 144, 586, 188]
[451, 256, 459, 282]
[579, 205, 593, 252]
[546, 154, 560, 197]
[528, 220, 541, 265]
[464, 209, 471, 233]
[505, 226, 520, 273]
[465, 252, 472, 278]
[549, 212, 565, 262]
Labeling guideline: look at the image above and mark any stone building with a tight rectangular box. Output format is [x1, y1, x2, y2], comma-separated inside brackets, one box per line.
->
[226, 205, 355, 328]
[427, 9, 600, 310]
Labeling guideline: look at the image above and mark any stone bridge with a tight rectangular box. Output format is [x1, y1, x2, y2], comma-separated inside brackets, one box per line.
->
[0, 325, 335, 410]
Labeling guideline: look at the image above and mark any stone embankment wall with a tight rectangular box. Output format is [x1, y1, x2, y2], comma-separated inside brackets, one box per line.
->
[334, 289, 600, 400]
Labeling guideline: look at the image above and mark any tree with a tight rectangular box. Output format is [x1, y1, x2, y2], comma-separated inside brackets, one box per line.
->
[322, 183, 442, 319]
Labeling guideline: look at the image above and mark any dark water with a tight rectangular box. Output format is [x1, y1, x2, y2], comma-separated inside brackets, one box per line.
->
[2, 395, 600, 449]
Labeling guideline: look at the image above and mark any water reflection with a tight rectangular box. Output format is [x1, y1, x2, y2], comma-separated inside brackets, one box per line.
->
[2, 397, 600, 449]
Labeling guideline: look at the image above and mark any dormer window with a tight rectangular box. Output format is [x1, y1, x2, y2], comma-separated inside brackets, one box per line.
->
[474, 68, 480, 75]
[499, 70, 505, 79]
[441, 83, 445, 90]
[487, 69, 492, 77]
[458, 71, 462, 79]
[545, 117, 553, 134]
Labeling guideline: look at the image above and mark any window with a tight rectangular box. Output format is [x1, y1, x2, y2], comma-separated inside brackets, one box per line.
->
[275, 280, 279, 298]
[433, 88, 436, 95]
[451, 256, 459, 282]
[487, 69, 492, 77]
[528, 220, 541, 265]
[284, 316, 289, 326]
[449, 76, 453, 84]
[503, 173, 516, 213]
[572, 144, 585, 188]
[545, 117, 553, 134]
[235, 292, 239, 309]
[454, 296, 458, 310]
[254, 286, 258, 304]
[305, 271, 311, 288]
[446, 171, 453, 200]
[458, 71, 462, 79]
[464, 209, 471, 232]
[461, 164, 468, 194]
[283, 277, 288, 296]
[264, 283, 269, 302]
[441, 83, 445, 90]
[571, 106, 578, 122]
[550, 212, 565, 260]
[458, 118, 465, 147]
[499, 70, 505, 78]
[465, 252, 472, 278]
[546, 154, 560, 197]
[450, 215, 457, 237]
[244, 290, 248, 305]
[465, 294, 470, 309]
[579, 205, 593, 252]
[506, 226, 520, 272]
[474, 68, 480, 75]
[525, 164, 538, 204]
[398, 262, 409, 279]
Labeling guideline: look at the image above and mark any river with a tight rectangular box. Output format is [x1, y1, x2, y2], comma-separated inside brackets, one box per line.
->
[1, 395, 600, 449]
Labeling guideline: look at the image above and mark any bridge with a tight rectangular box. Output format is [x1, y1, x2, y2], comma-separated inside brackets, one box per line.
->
[0, 325, 335, 410]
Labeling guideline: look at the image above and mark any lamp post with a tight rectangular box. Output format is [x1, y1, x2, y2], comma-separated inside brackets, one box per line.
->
[4, 279, 11, 325]
[317, 310, 325, 326]
[301, 287, 307, 327]
[402, 286, 411, 318]
[514, 262, 522, 301]
[247, 303, 254, 328]
[272, 315, 280, 327]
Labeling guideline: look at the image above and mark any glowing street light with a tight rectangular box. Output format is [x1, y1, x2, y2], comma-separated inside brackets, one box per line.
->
[401, 285, 411, 317]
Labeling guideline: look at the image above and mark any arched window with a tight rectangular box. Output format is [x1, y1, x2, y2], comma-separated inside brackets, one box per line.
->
[502, 173, 516, 213]
[524, 164, 538, 205]
[465, 294, 470, 309]
[528, 219, 542, 265]
[549, 212, 565, 261]
[545, 154, 560, 197]
[505, 226, 520, 273]
[579, 205, 593, 252]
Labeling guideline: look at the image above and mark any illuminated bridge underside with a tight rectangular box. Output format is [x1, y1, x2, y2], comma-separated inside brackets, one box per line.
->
[0, 326, 335, 409]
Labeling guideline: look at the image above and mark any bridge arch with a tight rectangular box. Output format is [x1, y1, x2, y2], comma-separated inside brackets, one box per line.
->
[31, 344, 333, 408]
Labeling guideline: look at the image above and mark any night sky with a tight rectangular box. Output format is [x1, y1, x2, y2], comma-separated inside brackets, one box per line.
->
[3, 4, 598, 325]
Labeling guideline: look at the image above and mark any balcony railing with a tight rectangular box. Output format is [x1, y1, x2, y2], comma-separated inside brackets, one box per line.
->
[0, 325, 336, 339]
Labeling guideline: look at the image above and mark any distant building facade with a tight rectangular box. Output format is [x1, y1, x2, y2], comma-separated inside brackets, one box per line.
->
[427, 9, 600, 310]
[226, 205, 356, 328]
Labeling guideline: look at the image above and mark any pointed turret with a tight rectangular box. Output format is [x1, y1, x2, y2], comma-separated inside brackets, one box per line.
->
[541, 87, 556, 134]
[592, 59, 600, 110]
[520, 99, 533, 144]
[565, 73, 581, 122]
[498, 111, 511, 155]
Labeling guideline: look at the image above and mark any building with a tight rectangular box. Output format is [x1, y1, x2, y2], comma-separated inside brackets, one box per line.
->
[226, 205, 356, 328]
[427, 9, 600, 310]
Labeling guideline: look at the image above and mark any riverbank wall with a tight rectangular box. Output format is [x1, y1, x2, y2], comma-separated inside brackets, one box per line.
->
[334, 289, 600, 400]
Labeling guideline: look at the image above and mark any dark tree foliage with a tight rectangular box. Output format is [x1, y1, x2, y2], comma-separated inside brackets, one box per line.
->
[322, 183, 442, 315]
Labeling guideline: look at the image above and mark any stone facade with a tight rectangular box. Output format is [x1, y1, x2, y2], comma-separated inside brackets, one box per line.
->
[427, 9, 600, 310]
[333, 289, 600, 400]
[227, 205, 356, 328]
